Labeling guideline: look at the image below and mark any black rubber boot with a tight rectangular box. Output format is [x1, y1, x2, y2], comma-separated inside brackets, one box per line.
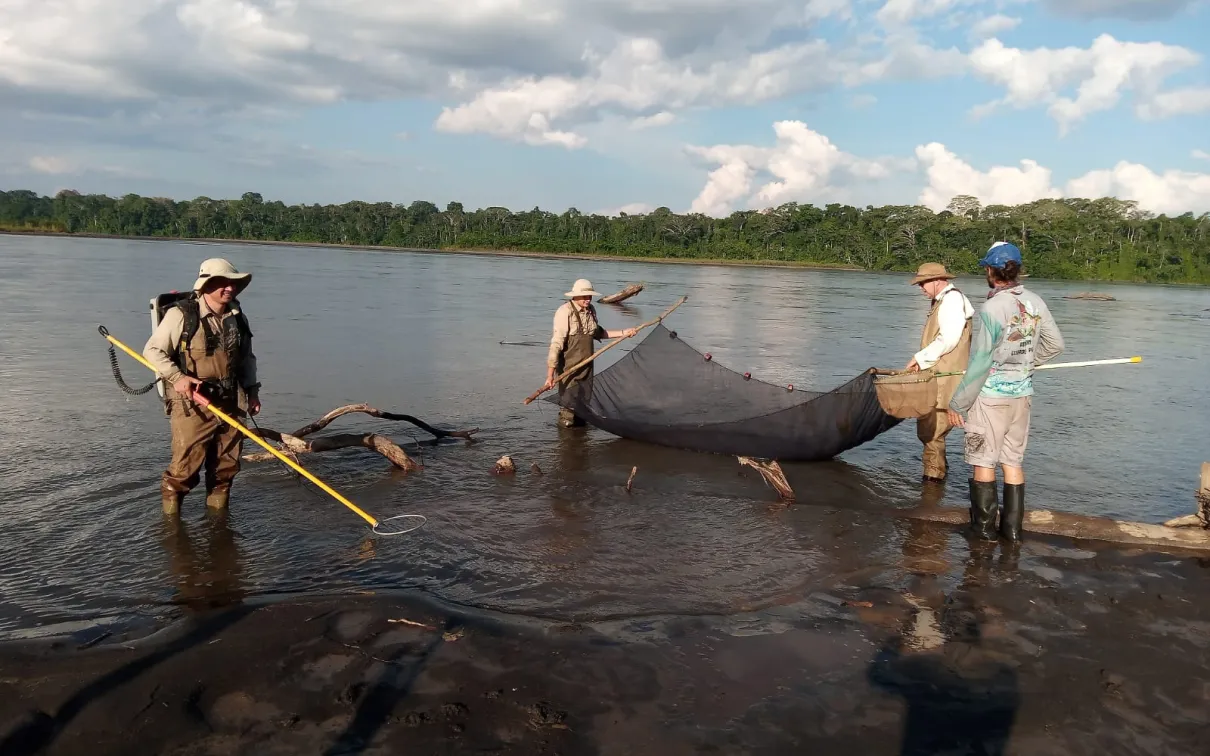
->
[968, 479, 998, 541]
[1000, 483, 1024, 542]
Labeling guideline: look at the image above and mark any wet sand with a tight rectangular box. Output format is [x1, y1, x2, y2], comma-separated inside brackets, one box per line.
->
[4, 531, 1209, 756]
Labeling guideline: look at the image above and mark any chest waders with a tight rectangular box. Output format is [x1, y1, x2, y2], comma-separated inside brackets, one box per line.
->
[556, 306, 601, 427]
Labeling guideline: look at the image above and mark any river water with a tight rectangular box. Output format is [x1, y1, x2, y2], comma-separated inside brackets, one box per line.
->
[0, 235, 1207, 639]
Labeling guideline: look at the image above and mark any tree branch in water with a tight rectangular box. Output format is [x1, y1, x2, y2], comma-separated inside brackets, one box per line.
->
[288, 403, 479, 443]
[243, 427, 421, 472]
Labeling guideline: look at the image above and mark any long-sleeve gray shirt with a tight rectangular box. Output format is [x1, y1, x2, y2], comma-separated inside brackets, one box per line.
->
[949, 284, 1064, 413]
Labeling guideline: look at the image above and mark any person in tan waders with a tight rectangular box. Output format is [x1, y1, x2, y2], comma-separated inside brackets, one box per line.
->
[904, 262, 974, 484]
[543, 279, 637, 427]
[144, 259, 261, 514]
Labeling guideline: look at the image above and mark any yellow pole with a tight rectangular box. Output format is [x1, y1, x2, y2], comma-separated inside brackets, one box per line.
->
[99, 325, 380, 528]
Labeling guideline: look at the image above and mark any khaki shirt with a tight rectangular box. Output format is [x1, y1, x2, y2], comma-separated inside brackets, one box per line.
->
[547, 301, 601, 368]
[143, 296, 258, 389]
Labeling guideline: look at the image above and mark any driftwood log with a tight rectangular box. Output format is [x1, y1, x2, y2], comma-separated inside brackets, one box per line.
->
[1166, 462, 1210, 529]
[901, 504, 1210, 553]
[598, 283, 643, 304]
[1064, 292, 1116, 301]
[738, 457, 794, 502]
[243, 404, 478, 471]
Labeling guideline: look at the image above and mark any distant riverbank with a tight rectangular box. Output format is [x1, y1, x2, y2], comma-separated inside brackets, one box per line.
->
[0, 228, 865, 273]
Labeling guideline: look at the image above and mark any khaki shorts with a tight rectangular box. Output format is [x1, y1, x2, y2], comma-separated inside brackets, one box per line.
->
[963, 395, 1032, 469]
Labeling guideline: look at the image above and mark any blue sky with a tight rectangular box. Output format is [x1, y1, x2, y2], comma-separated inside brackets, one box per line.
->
[1, 0, 1207, 216]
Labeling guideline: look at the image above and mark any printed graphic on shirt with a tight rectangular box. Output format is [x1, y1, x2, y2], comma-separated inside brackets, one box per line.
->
[985, 296, 1042, 397]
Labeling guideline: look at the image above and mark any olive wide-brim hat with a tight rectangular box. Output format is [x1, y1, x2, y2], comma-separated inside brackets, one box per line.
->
[909, 262, 956, 286]
[193, 258, 252, 294]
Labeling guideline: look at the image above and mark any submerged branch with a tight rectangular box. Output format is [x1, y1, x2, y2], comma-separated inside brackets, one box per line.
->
[244, 427, 421, 472]
[289, 403, 478, 442]
[737, 457, 795, 502]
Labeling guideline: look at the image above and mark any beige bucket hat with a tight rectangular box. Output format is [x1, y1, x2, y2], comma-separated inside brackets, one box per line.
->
[193, 258, 252, 293]
[909, 262, 956, 286]
[564, 278, 601, 298]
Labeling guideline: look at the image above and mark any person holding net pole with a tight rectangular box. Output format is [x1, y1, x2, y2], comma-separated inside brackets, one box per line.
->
[947, 243, 1065, 542]
[542, 279, 637, 428]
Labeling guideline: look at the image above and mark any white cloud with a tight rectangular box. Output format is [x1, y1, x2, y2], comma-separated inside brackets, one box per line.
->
[969, 14, 1021, 39]
[876, 0, 967, 26]
[599, 202, 659, 216]
[28, 156, 73, 174]
[968, 34, 1203, 134]
[916, 143, 1062, 210]
[1066, 163, 1210, 215]
[630, 111, 677, 130]
[435, 37, 847, 147]
[849, 93, 878, 109]
[1136, 87, 1210, 120]
[689, 124, 1210, 217]
[1041, 0, 1197, 21]
[1194, 149, 1210, 161]
[921, 145, 1210, 216]
[687, 121, 908, 216]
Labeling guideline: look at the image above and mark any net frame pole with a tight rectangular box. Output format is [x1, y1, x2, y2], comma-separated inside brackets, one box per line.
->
[97, 325, 382, 529]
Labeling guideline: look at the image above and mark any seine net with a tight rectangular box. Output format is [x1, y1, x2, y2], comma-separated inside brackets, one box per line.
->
[551, 324, 903, 461]
[872, 370, 942, 420]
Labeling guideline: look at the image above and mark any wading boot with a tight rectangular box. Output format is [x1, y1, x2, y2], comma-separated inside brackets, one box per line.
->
[161, 487, 183, 516]
[205, 485, 231, 510]
[968, 478, 998, 541]
[1000, 483, 1025, 542]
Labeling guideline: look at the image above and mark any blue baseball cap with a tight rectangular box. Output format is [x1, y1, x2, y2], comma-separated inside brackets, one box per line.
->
[979, 241, 1022, 269]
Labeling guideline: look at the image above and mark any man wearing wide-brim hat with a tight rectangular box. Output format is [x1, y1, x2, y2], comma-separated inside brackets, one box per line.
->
[144, 258, 261, 514]
[904, 262, 974, 483]
[543, 279, 637, 428]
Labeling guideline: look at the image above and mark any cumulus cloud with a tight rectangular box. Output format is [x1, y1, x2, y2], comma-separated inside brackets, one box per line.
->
[688, 123, 1210, 217]
[1066, 163, 1210, 215]
[968, 34, 1203, 134]
[1041, 0, 1197, 21]
[1194, 150, 1210, 161]
[687, 121, 909, 216]
[435, 37, 853, 147]
[919, 145, 1210, 216]
[1136, 88, 1210, 120]
[599, 202, 659, 216]
[916, 143, 1061, 210]
[876, 0, 969, 26]
[969, 14, 1021, 39]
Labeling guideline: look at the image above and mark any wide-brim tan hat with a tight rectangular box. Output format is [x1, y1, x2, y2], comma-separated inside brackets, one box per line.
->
[564, 278, 601, 298]
[193, 258, 252, 293]
[909, 262, 956, 286]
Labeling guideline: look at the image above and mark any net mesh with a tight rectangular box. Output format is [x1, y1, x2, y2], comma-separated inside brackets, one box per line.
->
[872, 370, 941, 420]
[550, 324, 903, 461]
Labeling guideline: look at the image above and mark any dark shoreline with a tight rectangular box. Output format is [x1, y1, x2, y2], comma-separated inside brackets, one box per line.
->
[3, 538, 1210, 755]
[7, 229, 1206, 286]
[0, 229, 867, 274]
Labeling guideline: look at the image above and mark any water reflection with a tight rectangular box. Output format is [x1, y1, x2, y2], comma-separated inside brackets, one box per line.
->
[869, 539, 1020, 755]
[159, 510, 247, 612]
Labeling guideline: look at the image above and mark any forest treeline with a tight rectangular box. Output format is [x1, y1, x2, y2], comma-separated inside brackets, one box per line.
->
[2, 188, 1208, 283]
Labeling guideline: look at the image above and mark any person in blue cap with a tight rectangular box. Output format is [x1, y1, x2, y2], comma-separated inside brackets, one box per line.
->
[946, 242, 1065, 542]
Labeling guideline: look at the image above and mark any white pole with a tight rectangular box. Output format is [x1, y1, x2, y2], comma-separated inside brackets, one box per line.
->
[1035, 356, 1142, 370]
[924, 356, 1142, 378]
